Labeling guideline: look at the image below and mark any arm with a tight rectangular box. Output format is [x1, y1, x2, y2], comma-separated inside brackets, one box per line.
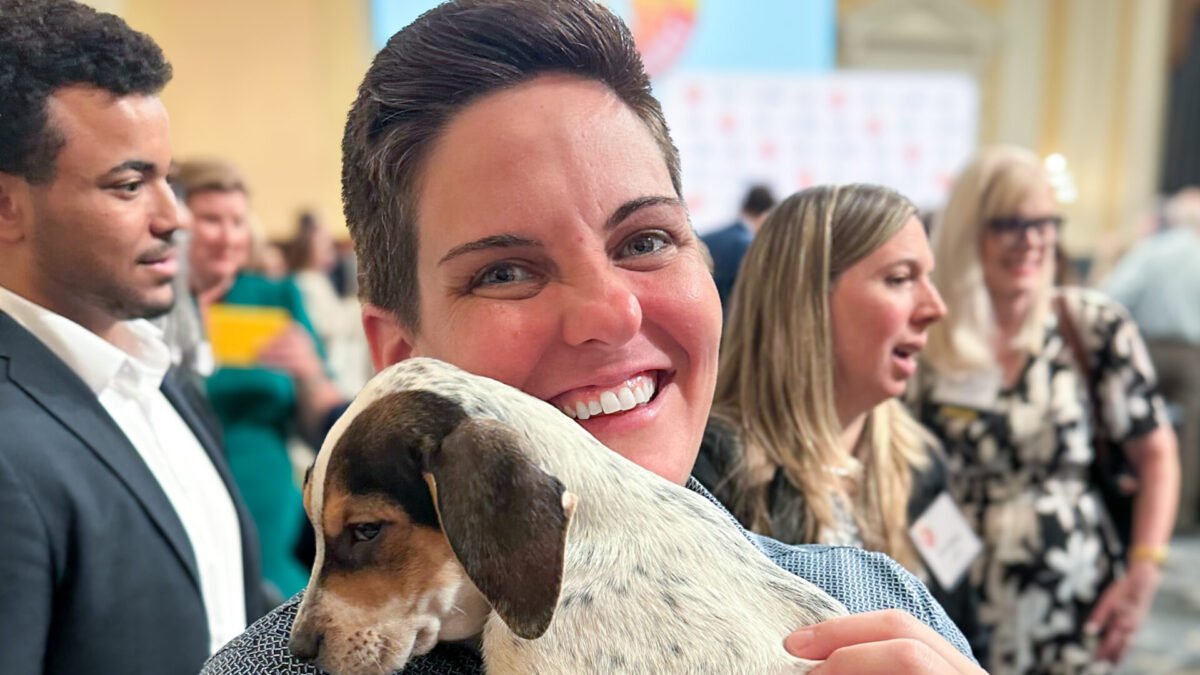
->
[1124, 425, 1181, 557]
[749, 534, 978, 670]
[0, 452, 53, 675]
[786, 610, 987, 674]
[1087, 425, 1180, 662]
[256, 325, 345, 447]
[281, 279, 345, 443]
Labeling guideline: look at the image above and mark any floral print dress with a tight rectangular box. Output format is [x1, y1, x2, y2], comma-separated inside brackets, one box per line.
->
[908, 287, 1168, 675]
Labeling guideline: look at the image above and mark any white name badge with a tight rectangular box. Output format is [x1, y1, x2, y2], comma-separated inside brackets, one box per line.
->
[929, 368, 1003, 412]
[909, 492, 983, 590]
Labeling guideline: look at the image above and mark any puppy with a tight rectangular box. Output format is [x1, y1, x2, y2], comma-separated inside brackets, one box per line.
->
[291, 357, 848, 674]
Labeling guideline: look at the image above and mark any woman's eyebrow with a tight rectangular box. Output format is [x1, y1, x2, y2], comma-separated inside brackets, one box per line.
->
[437, 196, 684, 265]
[879, 257, 930, 274]
[605, 195, 685, 230]
[438, 233, 541, 265]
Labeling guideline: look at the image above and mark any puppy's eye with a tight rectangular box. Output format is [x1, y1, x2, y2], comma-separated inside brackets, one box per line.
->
[351, 522, 382, 542]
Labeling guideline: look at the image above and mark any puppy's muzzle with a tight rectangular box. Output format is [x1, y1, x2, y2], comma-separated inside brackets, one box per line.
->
[288, 623, 323, 661]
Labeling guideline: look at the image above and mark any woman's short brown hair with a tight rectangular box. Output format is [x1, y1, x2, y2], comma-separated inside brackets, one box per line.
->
[341, 0, 680, 332]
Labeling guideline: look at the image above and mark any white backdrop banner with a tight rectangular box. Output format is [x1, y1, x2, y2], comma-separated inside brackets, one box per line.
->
[657, 71, 979, 233]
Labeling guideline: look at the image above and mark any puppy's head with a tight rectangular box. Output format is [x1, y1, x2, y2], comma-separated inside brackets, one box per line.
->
[290, 389, 576, 675]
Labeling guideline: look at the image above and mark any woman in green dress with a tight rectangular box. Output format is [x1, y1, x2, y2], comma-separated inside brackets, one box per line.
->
[177, 160, 343, 600]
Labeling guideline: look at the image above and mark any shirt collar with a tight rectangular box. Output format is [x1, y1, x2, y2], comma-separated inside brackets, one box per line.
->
[0, 285, 172, 395]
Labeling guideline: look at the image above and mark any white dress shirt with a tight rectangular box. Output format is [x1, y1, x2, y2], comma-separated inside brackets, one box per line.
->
[0, 285, 246, 654]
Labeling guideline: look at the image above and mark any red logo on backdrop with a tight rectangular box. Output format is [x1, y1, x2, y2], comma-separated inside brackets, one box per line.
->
[795, 168, 814, 190]
[630, 0, 699, 78]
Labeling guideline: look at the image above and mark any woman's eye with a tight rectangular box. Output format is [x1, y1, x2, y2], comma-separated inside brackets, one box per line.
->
[886, 275, 913, 286]
[620, 231, 672, 257]
[351, 522, 382, 543]
[475, 263, 534, 287]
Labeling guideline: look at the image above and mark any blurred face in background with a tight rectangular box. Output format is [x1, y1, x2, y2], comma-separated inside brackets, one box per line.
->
[187, 188, 250, 293]
[365, 76, 722, 484]
[306, 225, 338, 275]
[830, 217, 945, 423]
[979, 183, 1060, 299]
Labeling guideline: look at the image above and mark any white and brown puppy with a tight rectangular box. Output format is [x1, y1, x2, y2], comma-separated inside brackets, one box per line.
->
[291, 357, 848, 674]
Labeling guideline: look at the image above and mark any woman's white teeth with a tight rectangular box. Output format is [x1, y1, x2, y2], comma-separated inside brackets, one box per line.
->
[618, 388, 637, 409]
[561, 379, 656, 420]
[600, 391, 621, 414]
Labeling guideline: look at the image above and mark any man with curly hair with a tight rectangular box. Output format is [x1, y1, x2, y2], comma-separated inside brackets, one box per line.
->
[0, 1, 263, 672]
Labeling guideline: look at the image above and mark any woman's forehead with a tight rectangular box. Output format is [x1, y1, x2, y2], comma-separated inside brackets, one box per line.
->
[414, 77, 675, 251]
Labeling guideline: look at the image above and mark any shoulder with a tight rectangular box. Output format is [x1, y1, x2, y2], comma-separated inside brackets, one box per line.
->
[699, 415, 741, 465]
[906, 445, 949, 518]
[693, 415, 744, 493]
[701, 224, 734, 242]
[0, 355, 81, 450]
[751, 538, 973, 657]
[228, 273, 299, 305]
[1055, 286, 1151, 359]
[203, 596, 311, 674]
[203, 594, 484, 674]
[702, 223, 750, 247]
[1056, 286, 1132, 330]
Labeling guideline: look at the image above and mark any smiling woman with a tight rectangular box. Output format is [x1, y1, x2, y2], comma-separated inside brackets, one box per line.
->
[362, 76, 719, 484]
[202, 2, 984, 674]
[911, 145, 1180, 674]
[173, 159, 342, 601]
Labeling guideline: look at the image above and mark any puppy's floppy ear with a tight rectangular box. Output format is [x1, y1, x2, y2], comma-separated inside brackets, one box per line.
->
[423, 418, 575, 640]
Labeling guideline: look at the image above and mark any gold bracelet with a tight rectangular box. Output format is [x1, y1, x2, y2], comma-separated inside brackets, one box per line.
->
[1128, 545, 1168, 566]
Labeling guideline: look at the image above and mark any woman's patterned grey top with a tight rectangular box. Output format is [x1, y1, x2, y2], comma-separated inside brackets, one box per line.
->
[203, 480, 972, 674]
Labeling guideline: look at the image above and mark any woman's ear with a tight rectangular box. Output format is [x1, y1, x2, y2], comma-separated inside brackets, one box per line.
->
[361, 303, 415, 371]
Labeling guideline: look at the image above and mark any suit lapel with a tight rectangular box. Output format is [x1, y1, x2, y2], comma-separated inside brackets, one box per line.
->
[162, 371, 264, 619]
[0, 312, 202, 593]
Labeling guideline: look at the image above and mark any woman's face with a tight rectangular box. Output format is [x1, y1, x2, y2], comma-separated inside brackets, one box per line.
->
[365, 76, 722, 484]
[187, 189, 251, 292]
[979, 184, 1059, 299]
[830, 217, 945, 424]
[311, 226, 338, 273]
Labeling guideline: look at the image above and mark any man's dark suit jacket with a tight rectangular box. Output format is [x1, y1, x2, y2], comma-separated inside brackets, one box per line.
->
[0, 311, 263, 675]
[700, 221, 754, 316]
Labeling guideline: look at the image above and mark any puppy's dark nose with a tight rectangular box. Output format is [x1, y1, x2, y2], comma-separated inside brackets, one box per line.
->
[289, 628, 324, 660]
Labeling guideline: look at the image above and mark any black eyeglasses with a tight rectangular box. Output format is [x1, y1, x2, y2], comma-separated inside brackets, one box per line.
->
[986, 215, 1064, 245]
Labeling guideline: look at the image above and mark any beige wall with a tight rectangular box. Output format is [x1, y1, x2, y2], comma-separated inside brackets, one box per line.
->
[115, 0, 372, 241]
[839, 0, 1171, 257]
[97, 0, 1169, 253]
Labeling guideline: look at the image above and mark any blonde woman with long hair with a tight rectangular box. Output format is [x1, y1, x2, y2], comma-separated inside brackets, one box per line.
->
[909, 146, 1180, 674]
[693, 184, 986, 648]
[177, 159, 344, 600]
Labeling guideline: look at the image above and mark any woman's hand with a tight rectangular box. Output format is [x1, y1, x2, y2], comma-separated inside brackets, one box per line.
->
[258, 324, 345, 443]
[258, 324, 324, 381]
[785, 610, 986, 674]
[1085, 560, 1161, 664]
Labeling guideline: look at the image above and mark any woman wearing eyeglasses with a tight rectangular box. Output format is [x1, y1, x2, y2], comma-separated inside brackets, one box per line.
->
[908, 146, 1180, 674]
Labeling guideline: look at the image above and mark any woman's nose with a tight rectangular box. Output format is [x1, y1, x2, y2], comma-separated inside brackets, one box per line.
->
[560, 268, 643, 348]
[914, 278, 947, 326]
[213, 220, 235, 246]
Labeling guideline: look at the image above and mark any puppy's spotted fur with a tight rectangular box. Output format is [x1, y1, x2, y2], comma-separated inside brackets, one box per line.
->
[292, 358, 848, 674]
